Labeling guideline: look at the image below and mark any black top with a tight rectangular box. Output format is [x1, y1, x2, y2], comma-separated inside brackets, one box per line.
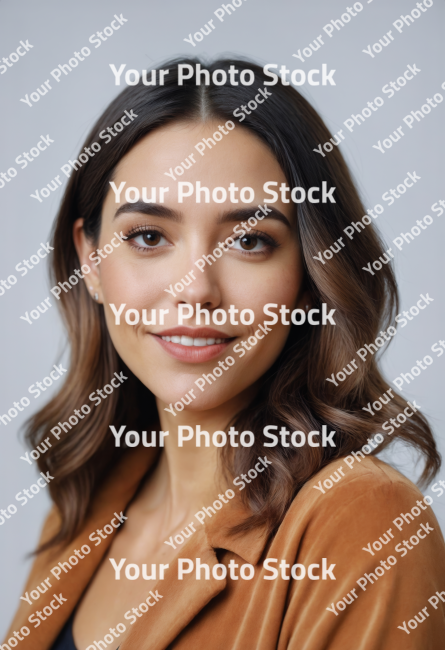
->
[49, 616, 121, 650]
[50, 614, 77, 650]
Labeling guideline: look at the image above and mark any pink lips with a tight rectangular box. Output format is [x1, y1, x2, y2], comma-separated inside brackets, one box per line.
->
[152, 327, 235, 363]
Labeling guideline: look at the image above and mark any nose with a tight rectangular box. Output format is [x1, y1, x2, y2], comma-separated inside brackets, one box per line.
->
[174, 263, 222, 315]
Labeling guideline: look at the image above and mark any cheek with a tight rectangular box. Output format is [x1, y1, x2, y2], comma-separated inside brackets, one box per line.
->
[222, 250, 302, 316]
[98, 255, 167, 357]
[99, 255, 160, 303]
[217, 253, 302, 387]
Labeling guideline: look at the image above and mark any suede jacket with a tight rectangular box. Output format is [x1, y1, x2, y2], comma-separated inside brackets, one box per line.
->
[5, 448, 445, 649]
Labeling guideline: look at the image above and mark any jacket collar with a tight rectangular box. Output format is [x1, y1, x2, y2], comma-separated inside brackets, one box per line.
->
[203, 494, 270, 565]
[120, 526, 226, 650]
[6, 447, 160, 650]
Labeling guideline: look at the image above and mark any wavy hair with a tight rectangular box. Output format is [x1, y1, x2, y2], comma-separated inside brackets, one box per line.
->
[25, 57, 440, 549]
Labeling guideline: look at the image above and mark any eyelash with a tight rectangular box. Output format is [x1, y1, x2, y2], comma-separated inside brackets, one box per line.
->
[125, 225, 169, 253]
[124, 225, 280, 256]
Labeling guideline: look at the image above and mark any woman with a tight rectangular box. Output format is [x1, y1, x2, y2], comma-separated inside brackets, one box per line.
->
[5, 58, 445, 649]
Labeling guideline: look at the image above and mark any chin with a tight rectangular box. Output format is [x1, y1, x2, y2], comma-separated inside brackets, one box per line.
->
[153, 382, 242, 415]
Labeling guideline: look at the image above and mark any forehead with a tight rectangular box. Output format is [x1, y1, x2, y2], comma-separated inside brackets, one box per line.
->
[111, 120, 288, 191]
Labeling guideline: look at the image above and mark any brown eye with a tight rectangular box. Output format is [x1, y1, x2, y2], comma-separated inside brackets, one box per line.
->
[240, 235, 258, 251]
[142, 232, 162, 246]
[131, 230, 168, 250]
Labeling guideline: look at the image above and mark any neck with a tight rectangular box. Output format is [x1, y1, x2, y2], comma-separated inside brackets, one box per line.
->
[149, 386, 257, 529]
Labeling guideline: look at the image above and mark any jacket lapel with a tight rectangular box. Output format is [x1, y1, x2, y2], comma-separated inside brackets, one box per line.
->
[5, 447, 159, 650]
[119, 527, 226, 650]
[119, 492, 270, 650]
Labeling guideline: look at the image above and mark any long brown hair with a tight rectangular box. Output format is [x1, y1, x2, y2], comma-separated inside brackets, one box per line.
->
[26, 57, 440, 549]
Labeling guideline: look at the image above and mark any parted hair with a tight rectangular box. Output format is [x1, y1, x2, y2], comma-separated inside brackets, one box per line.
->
[25, 57, 440, 550]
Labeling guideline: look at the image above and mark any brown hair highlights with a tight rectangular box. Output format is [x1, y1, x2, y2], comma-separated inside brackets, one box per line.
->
[25, 57, 440, 548]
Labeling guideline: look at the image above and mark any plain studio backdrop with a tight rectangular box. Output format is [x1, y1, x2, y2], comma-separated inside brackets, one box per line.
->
[0, 0, 443, 635]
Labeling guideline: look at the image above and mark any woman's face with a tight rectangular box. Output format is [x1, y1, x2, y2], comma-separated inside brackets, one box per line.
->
[75, 120, 306, 415]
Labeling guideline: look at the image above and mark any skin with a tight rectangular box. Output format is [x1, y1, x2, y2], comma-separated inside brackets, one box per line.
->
[73, 120, 307, 647]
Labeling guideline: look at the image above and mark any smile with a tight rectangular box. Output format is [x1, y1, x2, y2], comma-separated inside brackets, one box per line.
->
[153, 328, 235, 363]
[160, 335, 226, 346]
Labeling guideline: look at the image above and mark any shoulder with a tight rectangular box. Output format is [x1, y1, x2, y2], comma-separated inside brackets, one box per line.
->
[273, 456, 445, 648]
[274, 454, 445, 594]
[310, 452, 420, 497]
[284, 455, 430, 536]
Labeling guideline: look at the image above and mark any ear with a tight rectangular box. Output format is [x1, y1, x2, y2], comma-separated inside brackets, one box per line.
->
[294, 285, 313, 312]
[73, 218, 103, 303]
[297, 289, 314, 311]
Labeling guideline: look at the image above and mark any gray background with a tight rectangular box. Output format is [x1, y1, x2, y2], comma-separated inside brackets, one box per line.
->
[0, 0, 443, 636]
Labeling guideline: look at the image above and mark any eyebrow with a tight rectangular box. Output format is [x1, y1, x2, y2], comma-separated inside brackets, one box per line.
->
[113, 202, 182, 221]
[113, 202, 291, 228]
[218, 207, 291, 229]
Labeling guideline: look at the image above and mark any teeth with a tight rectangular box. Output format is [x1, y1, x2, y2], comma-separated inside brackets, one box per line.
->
[160, 335, 227, 346]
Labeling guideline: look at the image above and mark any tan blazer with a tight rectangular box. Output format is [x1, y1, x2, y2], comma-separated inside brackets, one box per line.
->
[5, 449, 445, 649]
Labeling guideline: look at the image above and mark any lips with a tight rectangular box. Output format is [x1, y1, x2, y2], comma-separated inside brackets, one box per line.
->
[152, 327, 235, 362]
